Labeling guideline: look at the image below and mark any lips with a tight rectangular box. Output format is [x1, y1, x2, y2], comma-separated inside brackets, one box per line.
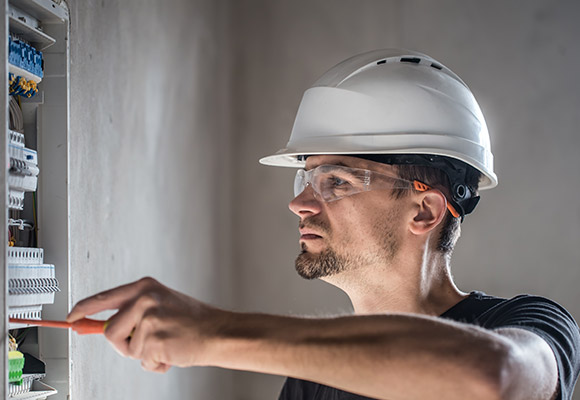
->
[299, 229, 323, 240]
[299, 218, 328, 241]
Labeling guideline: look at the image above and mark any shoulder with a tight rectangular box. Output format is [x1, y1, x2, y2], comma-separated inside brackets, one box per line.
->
[475, 294, 579, 364]
[476, 294, 578, 332]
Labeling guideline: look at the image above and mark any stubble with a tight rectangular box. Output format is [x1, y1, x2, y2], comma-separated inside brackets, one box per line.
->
[295, 208, 400, 280]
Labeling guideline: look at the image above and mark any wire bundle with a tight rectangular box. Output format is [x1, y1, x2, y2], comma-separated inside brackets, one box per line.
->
[9, 73, 38, 98]
[9, 96, 24, 132]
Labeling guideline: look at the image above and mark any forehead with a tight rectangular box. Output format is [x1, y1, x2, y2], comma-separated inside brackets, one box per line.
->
[304, 155, 398, 174]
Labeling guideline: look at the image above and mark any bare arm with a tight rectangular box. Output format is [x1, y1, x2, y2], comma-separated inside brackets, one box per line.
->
[67, 277, 558, 400]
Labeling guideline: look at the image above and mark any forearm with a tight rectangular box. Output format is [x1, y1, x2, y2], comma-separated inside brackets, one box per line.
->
[205, 311, 509, 400]
[68, 278, 556, 399]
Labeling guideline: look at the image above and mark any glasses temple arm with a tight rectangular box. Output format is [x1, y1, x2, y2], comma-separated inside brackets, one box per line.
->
[413, 180, 461, 219]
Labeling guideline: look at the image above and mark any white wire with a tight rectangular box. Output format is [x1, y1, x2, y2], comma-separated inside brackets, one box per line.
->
[9, 96, 24, 132]
[8, 218, 33, 230]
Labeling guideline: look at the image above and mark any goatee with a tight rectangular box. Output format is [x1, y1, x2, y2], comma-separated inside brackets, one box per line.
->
[295, 244, 348, 280]
[294, 207, 400, 280]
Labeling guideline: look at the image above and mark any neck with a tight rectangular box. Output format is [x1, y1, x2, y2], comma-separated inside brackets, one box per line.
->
[323, 241, 467, 317]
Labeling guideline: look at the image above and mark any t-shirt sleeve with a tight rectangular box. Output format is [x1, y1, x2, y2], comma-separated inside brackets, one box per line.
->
[477, 295, 580, 400]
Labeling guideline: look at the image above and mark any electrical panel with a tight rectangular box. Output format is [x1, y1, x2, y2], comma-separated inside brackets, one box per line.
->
[8, 129, 39, 210]
[3, 0, 70, 399]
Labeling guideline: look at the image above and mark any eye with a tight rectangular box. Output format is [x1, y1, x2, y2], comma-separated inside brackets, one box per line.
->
[331, 176, 348, 187]
[324, 175, 355, 192]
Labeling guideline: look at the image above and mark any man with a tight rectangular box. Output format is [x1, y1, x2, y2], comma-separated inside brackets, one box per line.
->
[67, 49, 580, 399]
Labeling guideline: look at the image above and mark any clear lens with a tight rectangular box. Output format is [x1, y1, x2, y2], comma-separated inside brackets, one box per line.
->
[315, 165, 370, 201]
[293, 165, 413, 202]
[294, 169, 308, 197]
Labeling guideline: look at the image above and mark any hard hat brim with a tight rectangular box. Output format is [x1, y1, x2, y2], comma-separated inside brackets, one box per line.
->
[259, 143, 498, 190]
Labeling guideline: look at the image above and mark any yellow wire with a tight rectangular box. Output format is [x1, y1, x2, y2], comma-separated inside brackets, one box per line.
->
[8, 334, 18, 351]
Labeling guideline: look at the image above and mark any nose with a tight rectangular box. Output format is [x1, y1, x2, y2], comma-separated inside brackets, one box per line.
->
[288, 184, 322, 218]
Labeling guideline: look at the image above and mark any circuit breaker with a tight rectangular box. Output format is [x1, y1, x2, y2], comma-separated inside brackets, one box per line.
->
[3, 0, 70, 398]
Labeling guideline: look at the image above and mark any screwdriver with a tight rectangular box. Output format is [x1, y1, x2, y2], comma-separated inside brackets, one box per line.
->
[9, 317, 108, 335]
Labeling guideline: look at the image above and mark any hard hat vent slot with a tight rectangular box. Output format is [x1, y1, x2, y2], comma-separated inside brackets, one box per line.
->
[377, 60, 387, 65]
[400, 57, 421, 64]
[430, 63, 442, 70]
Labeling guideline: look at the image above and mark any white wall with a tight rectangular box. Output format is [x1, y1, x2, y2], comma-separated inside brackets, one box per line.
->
[230, 1, 580, 399]
[69, 0, 235, 398]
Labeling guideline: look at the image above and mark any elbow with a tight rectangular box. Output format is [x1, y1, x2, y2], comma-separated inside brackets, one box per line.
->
[467, 341, 518, 400]
[471, 329, 559, 400]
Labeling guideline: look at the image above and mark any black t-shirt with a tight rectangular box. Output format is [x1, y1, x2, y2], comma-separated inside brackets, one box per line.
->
[278, 292, 580, 400]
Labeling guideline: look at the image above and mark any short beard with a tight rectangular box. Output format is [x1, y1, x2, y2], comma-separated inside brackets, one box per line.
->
[294, 216, 346, 280]
[295, 245, 349, 280]
[294, 207, 400, 280]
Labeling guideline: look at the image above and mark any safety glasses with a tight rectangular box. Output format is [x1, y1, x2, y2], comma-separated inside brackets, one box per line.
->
[294, 164, 460, 218]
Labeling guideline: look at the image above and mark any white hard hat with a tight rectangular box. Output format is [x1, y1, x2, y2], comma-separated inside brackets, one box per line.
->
[260, 49, 498, 191]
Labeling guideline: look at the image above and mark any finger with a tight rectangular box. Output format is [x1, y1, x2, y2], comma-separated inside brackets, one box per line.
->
[141, 358, 170, 373]
[67, 277, 158, 322]
[141, 359, 162, 372]
[139, 332, 172, 374]
[127, 307, 167, 361]
[154, 363, 171, 373]
[126, 313, 147, 361]
[104, 294, 160, 358]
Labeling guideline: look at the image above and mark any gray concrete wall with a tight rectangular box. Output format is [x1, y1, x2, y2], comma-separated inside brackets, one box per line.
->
[69, 0, 234, 398]
[231, 1, 580, 399]
[66, 0, 580, 398]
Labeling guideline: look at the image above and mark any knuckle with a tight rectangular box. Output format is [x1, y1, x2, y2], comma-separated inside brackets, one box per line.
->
[104, 326, 126, 347]
[141, 311, 162, 329]
[158, 364, 171, 374]
[138, 276, 158, 288]
[126, 344, 139, 360]
[141, 360, 154, 371]
[136, 292, 160, 309]
[109, 339, 130, 358]
[103, 327, 115, 341]
[94, 292, 108, 301]
[140, 357, 164, 373]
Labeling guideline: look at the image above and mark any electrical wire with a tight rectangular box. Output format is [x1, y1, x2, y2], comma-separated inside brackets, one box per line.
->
[9, 96, 24, 133]
[8, 227, 15, 247]
[8, 218, 36, 247]
[9, 334, 18, 351]
[9, 328, 30, 347]
[8, 219, 34, 230]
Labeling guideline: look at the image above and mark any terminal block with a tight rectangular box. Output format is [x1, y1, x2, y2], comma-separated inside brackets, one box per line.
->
[8, 247, 59, 320]
[9, 36, 43, 79]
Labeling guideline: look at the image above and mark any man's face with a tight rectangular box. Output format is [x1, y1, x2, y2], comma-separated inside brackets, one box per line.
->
[288, 155, 407, 280]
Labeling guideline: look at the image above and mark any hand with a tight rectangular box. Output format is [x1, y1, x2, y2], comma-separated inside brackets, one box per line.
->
[67, 277, 225, 373]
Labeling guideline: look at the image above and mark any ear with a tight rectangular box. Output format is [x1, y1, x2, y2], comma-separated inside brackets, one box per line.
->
[408, 190, 448, 236]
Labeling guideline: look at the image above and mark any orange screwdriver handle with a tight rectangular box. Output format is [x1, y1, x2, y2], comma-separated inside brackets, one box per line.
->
[9, 318, 70, 329]
[9, 317, 108, 335]
[71, 318, 108, 335]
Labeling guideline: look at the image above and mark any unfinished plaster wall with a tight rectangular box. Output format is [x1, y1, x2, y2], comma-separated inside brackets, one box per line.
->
[69, 0, 234, 398]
